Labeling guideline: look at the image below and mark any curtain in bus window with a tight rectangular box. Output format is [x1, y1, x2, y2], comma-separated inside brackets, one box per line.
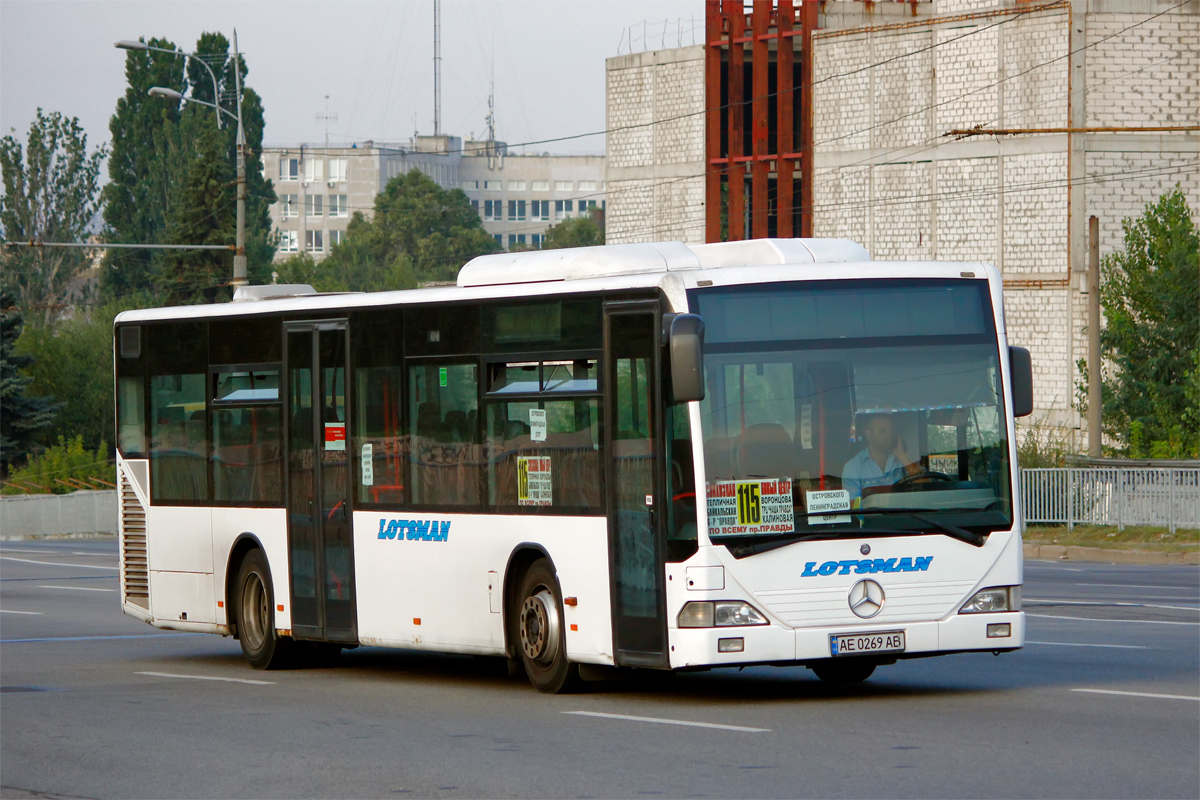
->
[211, 406, 282, 504]
[117, 376, 145, 456]
[407, 363, 481, 507]
[485, 398, 601, 513]
[354, 366, 407, 506]
[148, 374, 207, 503]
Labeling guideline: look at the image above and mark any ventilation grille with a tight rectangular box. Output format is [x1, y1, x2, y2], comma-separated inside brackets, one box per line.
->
[119, 470, 148, 608]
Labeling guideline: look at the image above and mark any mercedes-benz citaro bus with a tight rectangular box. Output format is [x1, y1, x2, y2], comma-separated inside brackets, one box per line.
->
[113, 238, 1033, 692]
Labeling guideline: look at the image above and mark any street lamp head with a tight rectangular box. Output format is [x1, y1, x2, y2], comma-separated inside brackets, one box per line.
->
[147, 87, 184, 101]
[114, 40, 148, 51]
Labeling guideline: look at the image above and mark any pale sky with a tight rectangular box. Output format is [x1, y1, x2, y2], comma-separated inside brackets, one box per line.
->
[1, 0, 703, 161]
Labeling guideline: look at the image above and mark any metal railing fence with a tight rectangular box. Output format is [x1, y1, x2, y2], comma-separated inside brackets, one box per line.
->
[1020, 467, 1199, 532]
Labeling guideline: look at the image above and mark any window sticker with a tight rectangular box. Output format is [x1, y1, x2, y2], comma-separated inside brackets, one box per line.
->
[706, 478, 794, 535]
[929, 454, 958, 474]
[438, 367, 448, 388]
[529, 408, 547, 442]
[805, 489, 851, 525]
[361, 443, 374, 485]
[800, 404, 813, 450]
[324, 422, 346, 451]
[517, 456, 552, 506]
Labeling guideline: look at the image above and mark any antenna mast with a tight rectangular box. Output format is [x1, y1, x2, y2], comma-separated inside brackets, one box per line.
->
[433, 0, 442, 137]
[316, 95, 338, 149]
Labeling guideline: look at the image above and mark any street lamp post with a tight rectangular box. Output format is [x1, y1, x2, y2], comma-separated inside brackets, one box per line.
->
[115, 34, 248, 287]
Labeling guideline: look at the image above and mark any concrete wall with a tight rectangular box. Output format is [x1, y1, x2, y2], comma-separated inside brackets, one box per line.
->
[1, 491, 117, 539]
[605, 45, 707, 245]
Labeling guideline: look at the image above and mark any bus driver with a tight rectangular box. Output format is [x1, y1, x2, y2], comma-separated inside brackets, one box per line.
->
[841, 413, 924, 503]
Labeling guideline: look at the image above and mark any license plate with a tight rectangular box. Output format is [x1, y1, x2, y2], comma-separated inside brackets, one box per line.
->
[829, 631, 906, 657]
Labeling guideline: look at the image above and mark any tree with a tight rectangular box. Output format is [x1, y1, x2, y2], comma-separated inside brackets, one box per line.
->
[543, 213, 605, 250]
[0, 291, 61, 472]
[101, 33, 275, 303]
[0, 109, 107, 317]
[319, 169, 497, 289]
[1084, 187, 1199, 458]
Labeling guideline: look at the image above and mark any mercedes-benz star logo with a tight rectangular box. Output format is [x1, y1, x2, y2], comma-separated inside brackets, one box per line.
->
[848, 579, 885, 619]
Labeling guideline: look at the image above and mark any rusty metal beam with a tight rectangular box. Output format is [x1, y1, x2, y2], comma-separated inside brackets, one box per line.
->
[777, 0, 795, 238]
[705, 0, 724, 243]
[799, 0, 816, 238]
[751, 1, 770, 239]
[728, 4, 745, 242]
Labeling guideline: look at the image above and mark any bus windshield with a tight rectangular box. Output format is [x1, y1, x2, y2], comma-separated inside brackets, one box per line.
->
[691, 279, 1013, 544]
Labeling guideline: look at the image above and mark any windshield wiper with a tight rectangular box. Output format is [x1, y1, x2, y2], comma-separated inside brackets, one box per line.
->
[842, 508, 987, 547]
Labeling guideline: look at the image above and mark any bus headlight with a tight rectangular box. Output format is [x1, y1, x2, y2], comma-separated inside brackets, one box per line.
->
[678, 601, 768, 628]
[959, 586, 1020, 614]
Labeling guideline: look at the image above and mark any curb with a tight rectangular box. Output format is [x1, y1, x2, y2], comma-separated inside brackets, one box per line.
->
[1024, 543, 1200, 565]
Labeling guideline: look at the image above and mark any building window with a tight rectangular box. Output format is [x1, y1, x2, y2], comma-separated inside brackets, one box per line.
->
[281, 194, 298, 218]
[329, 158, 348, 182]
[532, 180, 549, 192]
[306, 195, 323, 218]
[578, 199, 597, 214]
[484, 180, 502, 190]
[279, 158, 299, 181]
[493, 234, 503, 246]
[554, 199, 573, 220]
[306, 230, 324, 253]
[484, 199, 501, 221]
[329, 230, 344, 248]
[329, 194, 348, 218]
[531, 200, 550, 221]
[555, 180, 572, 192]
[305, 159, 324, 182]
[531, 234, 543, 248]
[279, 230, 298, 252]
[462, 180, 479, 190]
[508, 200, 526, 221]
[471, 199, 479, 215]
[579, 180, 597, 191]
[508, 181, 526, 192]
[508, 233, 526, 248]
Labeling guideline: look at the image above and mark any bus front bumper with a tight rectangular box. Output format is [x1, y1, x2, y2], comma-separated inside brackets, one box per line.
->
[668, 611, 1024, 669]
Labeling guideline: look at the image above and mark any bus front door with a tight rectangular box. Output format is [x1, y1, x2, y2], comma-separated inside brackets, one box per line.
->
[285, 322, 357, 643]
[605, 304, 668, 667]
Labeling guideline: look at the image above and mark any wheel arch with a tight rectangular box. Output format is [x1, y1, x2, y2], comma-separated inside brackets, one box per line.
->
[502, 543, 559, 659]
[225, 532, 268, 640]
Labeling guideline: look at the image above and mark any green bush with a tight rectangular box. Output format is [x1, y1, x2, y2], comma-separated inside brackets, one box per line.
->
[1, 435, 114, 495]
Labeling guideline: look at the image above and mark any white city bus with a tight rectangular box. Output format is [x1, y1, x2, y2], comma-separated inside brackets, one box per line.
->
[113, 238, 1032, 692]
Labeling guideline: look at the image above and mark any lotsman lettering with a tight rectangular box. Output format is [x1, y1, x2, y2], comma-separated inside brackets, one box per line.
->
[801, 561, 819, 577]
[896, 557, 914, 572]
[914, 555, 933, 571]
[837, 560, 859, 575]
[817, 561, 838, 576]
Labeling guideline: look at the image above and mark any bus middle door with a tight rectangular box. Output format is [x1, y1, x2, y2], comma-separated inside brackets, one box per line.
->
[605, 302, 668, 667]
[285, 322, 357, 643]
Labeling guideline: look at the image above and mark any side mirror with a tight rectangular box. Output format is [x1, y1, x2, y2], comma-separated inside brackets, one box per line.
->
[668, 314, 705, 404]
[1009, 346, 1033, 418]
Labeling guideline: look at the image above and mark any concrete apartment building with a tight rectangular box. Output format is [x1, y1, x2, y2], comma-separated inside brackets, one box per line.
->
[262, 136, 605, 261]
[605, 0, 1200, 443]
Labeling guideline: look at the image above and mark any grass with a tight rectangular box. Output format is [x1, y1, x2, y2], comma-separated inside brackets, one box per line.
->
[1024, 524, 1199, 553]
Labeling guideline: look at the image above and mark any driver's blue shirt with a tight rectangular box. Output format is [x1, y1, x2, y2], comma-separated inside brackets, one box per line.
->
[841, 449, 907, 500]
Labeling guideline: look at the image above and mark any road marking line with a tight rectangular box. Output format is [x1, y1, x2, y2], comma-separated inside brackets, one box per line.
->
[1072, 688, 1200, 702]
[37, 585, 117, 592]
[563, 711, 768, 733]
[0, 609, 43, 615]
[1027, 598, 1199, 611]
[0, 556, 118, 571]
[136, 671, 275, 686]
[3, 633, 202, 643]
[1073, 583, 1194, 591]
[1028, 613, 1198, 626]
[1027, 640, 1149, 649]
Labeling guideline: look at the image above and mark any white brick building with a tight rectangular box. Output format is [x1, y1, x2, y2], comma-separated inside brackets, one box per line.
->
[605, 0, 1200, 445]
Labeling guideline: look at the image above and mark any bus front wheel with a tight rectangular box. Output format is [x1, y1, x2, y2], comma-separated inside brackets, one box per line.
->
[235, 549, 292, 670]
[514, 559, 580, 694]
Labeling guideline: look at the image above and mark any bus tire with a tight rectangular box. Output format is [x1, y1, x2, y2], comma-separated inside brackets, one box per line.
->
[811, 658, 876, 684]
[235, 549, 292, 670]
[514, 559, 580, 694]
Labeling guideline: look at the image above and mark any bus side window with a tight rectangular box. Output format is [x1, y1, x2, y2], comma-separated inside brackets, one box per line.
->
[408, 362, 481, 508]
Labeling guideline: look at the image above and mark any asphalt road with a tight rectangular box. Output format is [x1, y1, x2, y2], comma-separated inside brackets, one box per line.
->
[2, 540, 1197, 799]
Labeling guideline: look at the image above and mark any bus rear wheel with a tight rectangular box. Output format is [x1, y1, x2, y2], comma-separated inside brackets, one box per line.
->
[811, 658, 876, 684]
[235, 549, 292, 670]
[514, 559, 580, 694]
